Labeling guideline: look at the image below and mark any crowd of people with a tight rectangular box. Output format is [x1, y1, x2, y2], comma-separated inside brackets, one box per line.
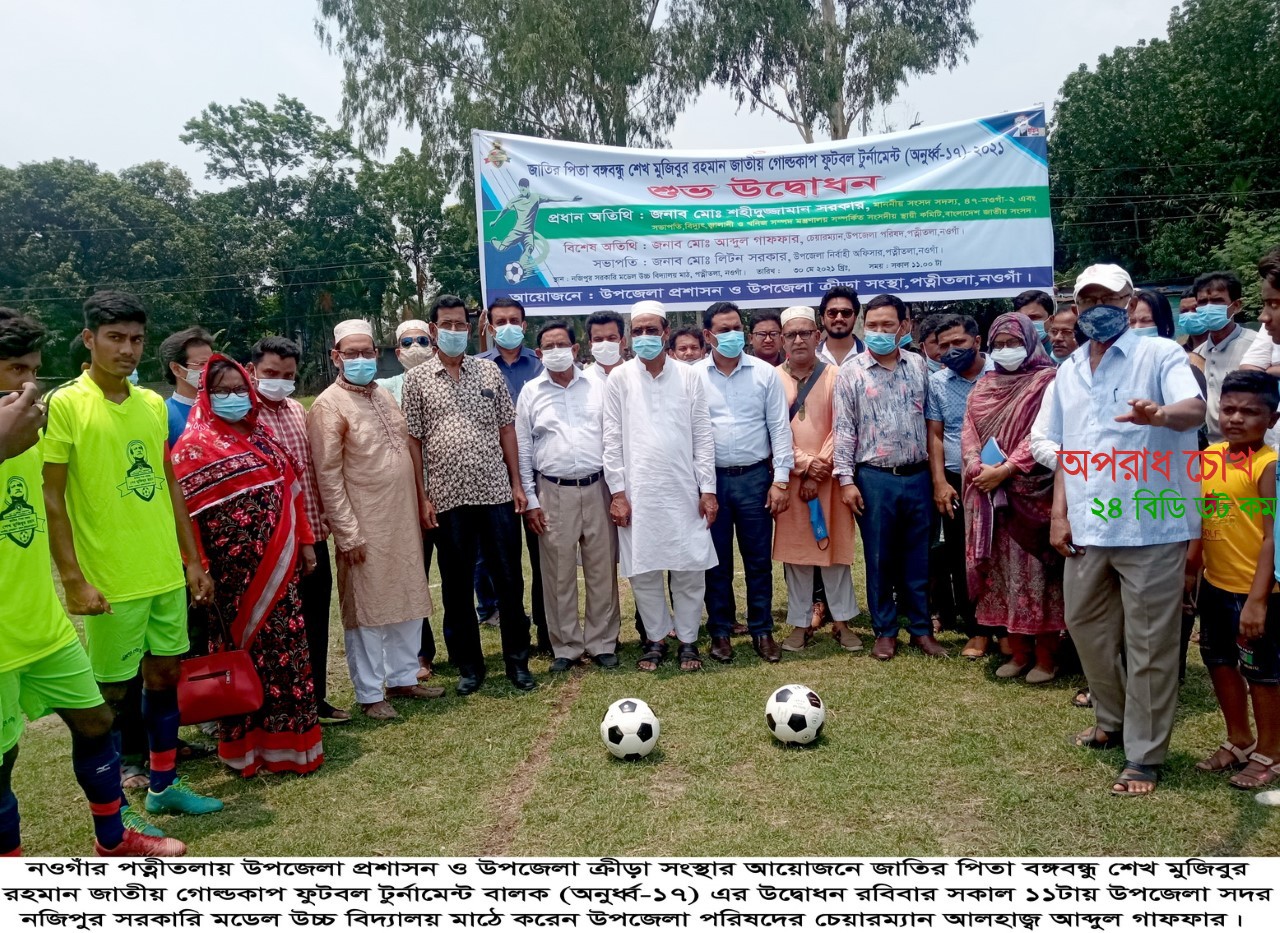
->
[3, 247, 1280, 857]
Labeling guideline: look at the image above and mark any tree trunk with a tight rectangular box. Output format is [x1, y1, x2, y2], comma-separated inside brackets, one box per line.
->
[822, 0, 849, 140]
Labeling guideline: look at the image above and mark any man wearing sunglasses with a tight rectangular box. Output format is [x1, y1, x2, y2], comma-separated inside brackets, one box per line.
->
[376, 320, 434, 407]
[816, 285, 865, 368]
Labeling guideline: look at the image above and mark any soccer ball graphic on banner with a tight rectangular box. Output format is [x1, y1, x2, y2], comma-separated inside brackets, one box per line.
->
[504, 261, 525, 284]
[765, 684, 826, 745]
[600, 698, 660, 760]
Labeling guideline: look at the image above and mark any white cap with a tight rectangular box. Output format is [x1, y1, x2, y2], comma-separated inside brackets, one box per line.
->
[396, 319, 429, 340]
[630, 300, 667, 319]
[1073, 264, 1133, 300]
[781, 306, 816, 327]
[334, 318, 374, 345]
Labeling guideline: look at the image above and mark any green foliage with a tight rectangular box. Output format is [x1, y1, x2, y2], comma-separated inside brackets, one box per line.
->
[1215, 208, 1280, 308]
[1050, 0, 1280, 284]
[669, 0, 977, 142]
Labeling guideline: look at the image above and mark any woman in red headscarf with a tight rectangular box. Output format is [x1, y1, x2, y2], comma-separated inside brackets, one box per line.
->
[961, 312, 1065, 684]
[170, 354, 323, 777]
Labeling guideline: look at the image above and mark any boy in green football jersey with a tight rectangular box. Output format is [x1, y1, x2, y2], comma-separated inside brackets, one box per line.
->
[0, 308, 184, 855]
[43, 291, 222, 819]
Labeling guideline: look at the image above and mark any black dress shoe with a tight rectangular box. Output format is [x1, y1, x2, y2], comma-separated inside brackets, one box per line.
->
[548, 657, 576, 673]
[752, 633, 782, 663]
[709, 636, 735, 663]
[592, 653, 619, 669]
[508, 667, 537, 691]
[456, 671, 485, 696]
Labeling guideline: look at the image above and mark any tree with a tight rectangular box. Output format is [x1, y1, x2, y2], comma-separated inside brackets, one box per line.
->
[360, 147, 448, 316]
[1050, 0, 1280, 282]
[669, 0, 977, 143]
[315, 0, 702, 167]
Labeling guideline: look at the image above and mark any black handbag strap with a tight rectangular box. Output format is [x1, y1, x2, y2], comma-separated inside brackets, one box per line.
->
[789, 360, 828, 421]
[193, 602, 235, 653]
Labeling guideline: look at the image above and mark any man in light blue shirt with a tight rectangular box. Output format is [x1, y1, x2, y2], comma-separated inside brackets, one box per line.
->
[1045, 263, 1206, 797]
[924, 313, 992, 656]
[699, 302, 794, 664]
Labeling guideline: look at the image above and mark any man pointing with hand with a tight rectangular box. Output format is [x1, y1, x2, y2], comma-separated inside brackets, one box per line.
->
[1045, 263, 1206, 797]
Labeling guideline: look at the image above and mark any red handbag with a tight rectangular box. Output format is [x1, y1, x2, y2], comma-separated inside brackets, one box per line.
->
[177, 605, 264, 726]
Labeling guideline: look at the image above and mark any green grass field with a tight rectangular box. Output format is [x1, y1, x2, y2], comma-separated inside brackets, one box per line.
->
[13, 545, 1280, 857]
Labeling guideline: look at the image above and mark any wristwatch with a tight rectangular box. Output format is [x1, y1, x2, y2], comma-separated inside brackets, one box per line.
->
[773, 482, 789, 491]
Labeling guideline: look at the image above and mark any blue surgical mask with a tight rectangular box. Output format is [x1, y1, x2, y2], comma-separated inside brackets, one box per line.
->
[898, 333, 913, 349]
[1078, 304, 1129, 343]
[127, 370, 139, 385]
[632, 335, 664, 360]
[494, 323, 525, 350]
[713, 330, 745, 358]
[1031, 320, 1047, 338]
[211, 393, 253, 423]
[864, 331, 900, 355]
[926, 357, 944, 373]
[1050, 351, 1070, 365]
[342, 358, 378, 386]
[1131, 326, 1159, 339]
[435, 328, 469, 358]
[1198, 304, 1231, 332]
[1178, 312, 1210, 336]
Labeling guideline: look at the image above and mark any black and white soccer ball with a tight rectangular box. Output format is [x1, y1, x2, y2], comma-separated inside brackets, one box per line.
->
[765, 684, 825, 746]
[504, 261, 525, 284]
[600, 698, 660, 761]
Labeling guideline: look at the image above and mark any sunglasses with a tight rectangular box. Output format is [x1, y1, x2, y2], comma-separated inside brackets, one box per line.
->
[824, 308, 856, 319]
[400, 336, 431, 348]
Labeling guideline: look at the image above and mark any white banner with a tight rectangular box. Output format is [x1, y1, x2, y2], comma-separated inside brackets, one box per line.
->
[3, 857, 1276, 930]
[473, 109, 1053, 316]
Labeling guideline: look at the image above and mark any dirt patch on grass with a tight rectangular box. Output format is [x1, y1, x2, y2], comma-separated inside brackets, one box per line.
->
[474, 672, 587, 855]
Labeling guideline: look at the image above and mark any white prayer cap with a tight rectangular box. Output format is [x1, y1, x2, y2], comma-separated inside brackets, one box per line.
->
[630, 300, 667, 320]
[781, 306, 816, 327]
[1073, 264, 1133, 300]
[396, 319, 429, 340]
[334, 318, 374, 345]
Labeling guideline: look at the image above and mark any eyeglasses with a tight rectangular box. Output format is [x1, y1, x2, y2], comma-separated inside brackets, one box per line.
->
[211, 390, 249, 401]
[338, 349, 378, 360]
[823, 308, 856, 318]
[752, 330, 782, 340]
[784, 329, 818, 342]
[400, 336, 430, 348]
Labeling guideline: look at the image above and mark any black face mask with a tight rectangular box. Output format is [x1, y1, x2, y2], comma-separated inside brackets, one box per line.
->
[940, 346, 977, 373]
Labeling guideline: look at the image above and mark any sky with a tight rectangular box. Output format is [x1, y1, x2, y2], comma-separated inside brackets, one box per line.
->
[0, 0, 1182, 185]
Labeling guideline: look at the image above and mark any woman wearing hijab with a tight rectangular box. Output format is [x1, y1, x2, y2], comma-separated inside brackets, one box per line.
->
[961, 312, 1065, 683]
[171, 355, 323, 777]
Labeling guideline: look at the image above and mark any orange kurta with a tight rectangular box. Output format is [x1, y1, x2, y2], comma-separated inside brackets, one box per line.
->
[772, 364, 855, 566]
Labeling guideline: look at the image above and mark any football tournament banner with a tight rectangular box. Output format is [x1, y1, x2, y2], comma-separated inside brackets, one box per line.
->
[472, 108, 1052, 315]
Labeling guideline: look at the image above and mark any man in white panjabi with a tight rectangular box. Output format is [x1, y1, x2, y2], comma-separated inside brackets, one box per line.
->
[602, 300, 718, 673]
[307, 318, 441, 721]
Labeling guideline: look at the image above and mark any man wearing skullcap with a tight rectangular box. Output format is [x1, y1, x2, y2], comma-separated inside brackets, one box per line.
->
[307, 318, 441, 721]
[376, 320, 434, 406]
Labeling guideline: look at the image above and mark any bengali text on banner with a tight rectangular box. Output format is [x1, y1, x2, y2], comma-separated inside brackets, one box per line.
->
[472, 109, 1053, 315]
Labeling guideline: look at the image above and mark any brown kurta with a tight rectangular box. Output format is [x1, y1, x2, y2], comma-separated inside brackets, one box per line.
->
[307, 380, 432, 630]
[772, 364, 855, 566]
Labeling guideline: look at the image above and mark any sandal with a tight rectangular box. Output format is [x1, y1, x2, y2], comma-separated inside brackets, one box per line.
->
[1073, 725, 1123, 750]
[1071, 688, 1093, 709]
[636, 640, 668, 673]
[120, 757, 150, 791]
[1230, 753, 1280, 790]
[677, 642, 702, 672]
[1196, 740, 1256, 773]
[1111, 761, 1159, 796]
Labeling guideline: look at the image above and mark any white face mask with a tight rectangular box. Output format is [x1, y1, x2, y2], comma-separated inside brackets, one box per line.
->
[591, 341, 621, 366]
[255, 378, 296, 402]
[182, 365, 203, 390]
[990, 347, 1029, 372]
[541, 347, 575, 373]
[399, 344, 433, 370]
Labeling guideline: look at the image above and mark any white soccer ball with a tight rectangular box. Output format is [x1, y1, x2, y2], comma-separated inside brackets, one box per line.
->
[504, 261, 525, 284]
[600, 698, 660, 761]
[765, 683, 826, 746]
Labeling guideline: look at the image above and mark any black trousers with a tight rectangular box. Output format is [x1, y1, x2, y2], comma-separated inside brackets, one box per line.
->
[432, 503, 531, 675]
[929, 468, 990, 638]
[525, 521, 551, 651]
[419, 532, 438, 665]
[299, 540, 334, 706]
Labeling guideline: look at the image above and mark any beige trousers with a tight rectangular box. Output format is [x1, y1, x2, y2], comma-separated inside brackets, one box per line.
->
[1063, 541, 1187, 767]
[536, 476, 621, 658]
